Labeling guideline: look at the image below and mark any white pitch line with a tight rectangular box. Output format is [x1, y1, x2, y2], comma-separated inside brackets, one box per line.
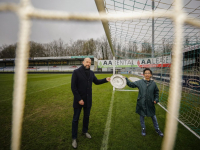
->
[26, 82, 70, 95]
[116, 89, 138, 91]
[101, 90, 115, 150]
[0, 82, 70, 102]
[128, 77, 140, 82]
[24, 108, 45, 120]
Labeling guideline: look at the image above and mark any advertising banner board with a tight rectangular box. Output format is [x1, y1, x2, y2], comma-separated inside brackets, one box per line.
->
[152, 73, 200, 91]
[98, 55, 171, 68]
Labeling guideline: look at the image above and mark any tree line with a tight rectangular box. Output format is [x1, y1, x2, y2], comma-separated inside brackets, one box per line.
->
[0, 36, 173, 59]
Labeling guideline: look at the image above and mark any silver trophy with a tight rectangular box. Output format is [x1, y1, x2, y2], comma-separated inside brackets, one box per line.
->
[110, 74, 126, 89]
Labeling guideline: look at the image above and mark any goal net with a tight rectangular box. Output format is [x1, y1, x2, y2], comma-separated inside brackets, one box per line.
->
[0, 0, 200, 150]
[95, 0, 200, 147]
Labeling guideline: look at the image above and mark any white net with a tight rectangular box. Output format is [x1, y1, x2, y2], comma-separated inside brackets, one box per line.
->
[0, 0, 200, 150]
[96, 0, 200, 150]
[103, 0, 200, 49]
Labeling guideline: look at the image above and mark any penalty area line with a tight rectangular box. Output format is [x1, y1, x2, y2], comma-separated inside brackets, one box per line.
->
[101, 90, 115, 150]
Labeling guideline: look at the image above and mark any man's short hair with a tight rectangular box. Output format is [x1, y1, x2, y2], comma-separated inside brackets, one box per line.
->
[143, 68, 152, 75]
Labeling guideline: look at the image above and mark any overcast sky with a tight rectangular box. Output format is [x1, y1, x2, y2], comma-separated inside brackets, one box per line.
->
[0, 0, 105, 46]
[0, 0, 199, 47]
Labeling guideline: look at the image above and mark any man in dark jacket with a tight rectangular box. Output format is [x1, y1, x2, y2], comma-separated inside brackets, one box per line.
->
[71, 58, 110, 148]
[125, 68, 164, 137]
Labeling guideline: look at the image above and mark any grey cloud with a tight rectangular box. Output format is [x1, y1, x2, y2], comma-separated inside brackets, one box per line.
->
[0, 0, 105, 46]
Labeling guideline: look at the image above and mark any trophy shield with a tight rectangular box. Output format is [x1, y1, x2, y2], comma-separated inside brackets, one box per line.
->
[110, 74, 126, 89]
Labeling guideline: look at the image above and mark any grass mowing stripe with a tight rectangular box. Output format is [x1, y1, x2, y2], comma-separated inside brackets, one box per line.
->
[1, 74, 199, 149]
[0, 74, 71, 99]
[27, 74, 62, 79]
[0, 82, 71, 102]
[101, 91, 115, 150]
[26, 82, 70, 95]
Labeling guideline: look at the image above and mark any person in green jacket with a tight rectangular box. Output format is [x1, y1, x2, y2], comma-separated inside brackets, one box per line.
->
[125, 68, 164, 137]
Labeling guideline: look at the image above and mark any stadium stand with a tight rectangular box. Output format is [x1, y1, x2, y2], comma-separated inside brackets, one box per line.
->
[0, 56, 96, 72]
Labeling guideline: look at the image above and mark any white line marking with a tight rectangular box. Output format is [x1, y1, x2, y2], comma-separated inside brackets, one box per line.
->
[27, 82, 70, 95]
[24, 108, 45, 120]
[158, 103, 200, 139]
[116, 89, 138, 91]
[101, 91, 115, 150]
[128, 77, 140, 82]
[0, 82, 70, 102]
[0, 75, 71, 98]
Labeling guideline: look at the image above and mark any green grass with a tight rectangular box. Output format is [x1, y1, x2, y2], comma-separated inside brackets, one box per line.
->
[0, 74, 199, 150]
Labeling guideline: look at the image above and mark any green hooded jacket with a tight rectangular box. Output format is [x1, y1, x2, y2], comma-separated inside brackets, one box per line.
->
[126, 78, 159, 117]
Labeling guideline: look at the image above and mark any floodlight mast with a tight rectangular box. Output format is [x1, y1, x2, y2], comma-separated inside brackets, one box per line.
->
[152, 0, 155, 62]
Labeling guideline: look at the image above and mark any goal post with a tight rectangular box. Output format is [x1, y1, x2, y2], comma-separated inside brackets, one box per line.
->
[0, 0, 200, 150]
[95, 0, 200, 150]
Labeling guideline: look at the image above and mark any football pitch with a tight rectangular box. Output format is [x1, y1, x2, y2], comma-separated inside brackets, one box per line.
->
[0, 74, 199, 150]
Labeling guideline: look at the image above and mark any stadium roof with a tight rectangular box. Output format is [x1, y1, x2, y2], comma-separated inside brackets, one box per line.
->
[0, 55, 95, 62]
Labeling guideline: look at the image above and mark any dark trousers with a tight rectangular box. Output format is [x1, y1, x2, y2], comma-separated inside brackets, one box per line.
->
[72, 107, 91, 139]
[140, 115, 159, 130]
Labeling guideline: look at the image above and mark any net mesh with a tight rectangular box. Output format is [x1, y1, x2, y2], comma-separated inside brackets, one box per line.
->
[0, 0, 200, 150]
[152, 49, 200, 137]
[103, 0, 200, 139]
[104, 0, 200, 49]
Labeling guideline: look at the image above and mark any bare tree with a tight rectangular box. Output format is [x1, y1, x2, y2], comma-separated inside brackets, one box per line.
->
[75, 40, 84, 55]
[88, 38, 96, 55]
[162, 39, 173, 54]
[0, 36, 114, 59]
[43, 43, 52, 57]
[128, 41, 138, 59]
[29, 41, 46, 57]
[100, 36, 112, 59]
[0, 44, 17, 58]
[93, 38, 102, 59]
[52, 40, 60, 57]
[141, 40, 152, 54]
[58, 38, 65, 56]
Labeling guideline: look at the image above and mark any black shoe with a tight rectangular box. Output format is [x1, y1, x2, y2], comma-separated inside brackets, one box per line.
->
[156, 129, 164, 137]
[141, 128, 146, 136]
